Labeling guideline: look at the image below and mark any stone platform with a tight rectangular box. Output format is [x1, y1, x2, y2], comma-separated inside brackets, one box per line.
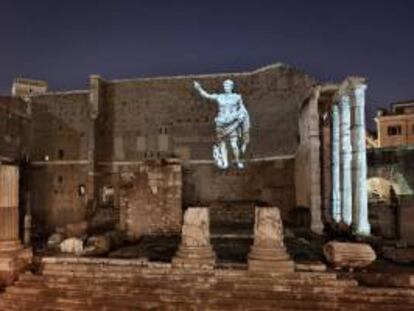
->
[1, 256, 414, 310]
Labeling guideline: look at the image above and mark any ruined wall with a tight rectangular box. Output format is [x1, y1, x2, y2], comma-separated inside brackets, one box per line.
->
[28, 164, 89, 232]
[367, 148, 414, 197]
[118, 160, 182, 240]
[96, 64, 315, 162]
[399, 196, 414, 245]
[28, 92, 91, 231]
[367, 147, 414, 242]
[30, 92, 90, 161]
[0, 96, 30, 161]
[25, 64, 316, 234]
[94, 64, 314, 224]
[183, 159, 295, 220]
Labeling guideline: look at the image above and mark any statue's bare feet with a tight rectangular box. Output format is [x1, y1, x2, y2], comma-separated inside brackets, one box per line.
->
[236, 161, 244, 169]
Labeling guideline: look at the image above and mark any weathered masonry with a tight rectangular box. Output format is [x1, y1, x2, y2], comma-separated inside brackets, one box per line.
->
[0, 64, 371, 240]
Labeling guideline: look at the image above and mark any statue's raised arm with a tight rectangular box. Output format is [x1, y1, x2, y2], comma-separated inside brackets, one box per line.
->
[193, 81, 218, 101]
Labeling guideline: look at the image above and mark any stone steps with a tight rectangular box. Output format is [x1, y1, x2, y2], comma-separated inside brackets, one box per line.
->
[2, 293, 412, 311]
[16, 273, 357, 289]
[6, 278, 413, 301]
[2, 260, 414, 310]
[0, 291, 342, 311]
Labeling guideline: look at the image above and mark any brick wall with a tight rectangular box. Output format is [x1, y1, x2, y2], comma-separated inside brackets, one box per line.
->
[28, 92, 91, 231]
[96, 64, 314, 162]
[368, 148, 414, 242]
[28, 164, 89, 232]
[183, 159, 296, 220]
[118, 160, 182, 240]
[0, 96, 30, 161]
[25, 64, 315, 235]
[30, 92, 90, 161]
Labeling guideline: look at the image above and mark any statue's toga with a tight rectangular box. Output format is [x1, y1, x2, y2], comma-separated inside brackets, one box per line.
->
[193, 79, 250, 169]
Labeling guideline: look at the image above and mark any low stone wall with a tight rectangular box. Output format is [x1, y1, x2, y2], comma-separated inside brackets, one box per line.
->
[1, 256, 413, 310]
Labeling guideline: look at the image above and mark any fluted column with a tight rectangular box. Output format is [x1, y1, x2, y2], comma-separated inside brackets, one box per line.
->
[339, 94, 352, 225]
[351, 83, 371, 235]
[0, 164, 22, 252]
[331, 104, 341, 223]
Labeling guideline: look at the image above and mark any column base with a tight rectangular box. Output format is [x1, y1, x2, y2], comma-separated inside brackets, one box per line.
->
[311, 223, 324, 235]
[172, 245, 216, 270]
[332, 215, 342, 224]
[0, 240, 22, 252]
[248, 245, 294, 273]
[0, 247, 32, 285]
[353, 222, 371, 236]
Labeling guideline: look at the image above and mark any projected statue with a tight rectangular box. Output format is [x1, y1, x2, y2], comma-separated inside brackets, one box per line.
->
[193, 79, 250, 169]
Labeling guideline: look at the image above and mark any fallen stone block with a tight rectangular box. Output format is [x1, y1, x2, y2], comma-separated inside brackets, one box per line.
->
[60, 238, 83, 256]
[323, 241, 376, 269]
[47, 233, 65, 248]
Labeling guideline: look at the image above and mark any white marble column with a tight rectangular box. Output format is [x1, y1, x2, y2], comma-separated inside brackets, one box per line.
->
[331, 104, 341, 223]
[339, 94, 352, 225]
[351, 83, 371, 235]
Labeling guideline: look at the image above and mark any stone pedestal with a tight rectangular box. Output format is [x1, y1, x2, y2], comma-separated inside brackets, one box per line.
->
[172, 207, 215, 269]
[248, 207, 294, 273]
[0, 165, 32, 285]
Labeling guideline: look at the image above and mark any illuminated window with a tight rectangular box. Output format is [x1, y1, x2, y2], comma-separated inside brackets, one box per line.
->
[387, 125, 401, 136]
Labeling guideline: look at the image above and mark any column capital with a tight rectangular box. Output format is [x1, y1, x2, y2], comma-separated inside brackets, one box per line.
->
[333, 92, 351, 106]
[349, 83, 367, 96]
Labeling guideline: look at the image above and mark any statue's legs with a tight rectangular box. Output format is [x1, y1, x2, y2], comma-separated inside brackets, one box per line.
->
[219, 141, 228, 169]
[230, 136, 243, 169]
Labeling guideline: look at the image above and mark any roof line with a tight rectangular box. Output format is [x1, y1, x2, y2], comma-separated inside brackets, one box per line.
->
[108, 62, 310, 84]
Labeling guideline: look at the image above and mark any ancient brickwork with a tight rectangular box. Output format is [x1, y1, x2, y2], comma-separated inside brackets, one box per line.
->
[97, 64, 314, 162]
[118, 160, 182, 240]
[27, 164, 89, 231]
[367, 148, 414, 243]
[14, 64, 315, 235]
[3, 257, 413, 310]
[0, 96, 30, 161]
[30, 92, 90, 161]
[25, 92, 91, 232]
[183, 159, 295, 220]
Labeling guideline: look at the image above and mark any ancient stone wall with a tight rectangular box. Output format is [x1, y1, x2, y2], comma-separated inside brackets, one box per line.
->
[183, 159, 295, 220]
[367, 147, 414, 242]
[0, 96, 30, 161]
[28, 92, 91, 231]
[30, 92, 90, 161]
[118, 160, 182, 240]
[97, 64, 314, 162]
[24, 64, 315, 235]
[27, 164, 89, 232]
[367, 148, 414, 198]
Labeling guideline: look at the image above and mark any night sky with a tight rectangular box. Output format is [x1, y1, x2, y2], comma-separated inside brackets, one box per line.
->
[1, 0, 413, 128]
